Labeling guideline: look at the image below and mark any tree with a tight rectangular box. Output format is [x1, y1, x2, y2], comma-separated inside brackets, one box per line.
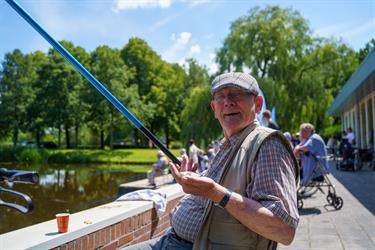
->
[24, 51, 48, 146]
[357, 38, 375, 63]
[147, 62, 186, 147]
[183, 58, 210, 91]
[180, 60, 219, 146]
[216, 5, 358, 133]
[217, 6, 312, 78]
[180, 85, 221, 146]
[0, 49, 36, 146]
[38, 41, 90, 148]
[121, 38, 186, 148]
[121, 38, 162, 96]
[86, 45, 154, 148]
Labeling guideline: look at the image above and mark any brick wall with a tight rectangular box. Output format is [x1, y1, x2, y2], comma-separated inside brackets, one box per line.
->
[51, 197, 182, 250]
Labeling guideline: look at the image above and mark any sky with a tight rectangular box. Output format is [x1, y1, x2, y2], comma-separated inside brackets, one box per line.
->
[0, 0, 374, 74]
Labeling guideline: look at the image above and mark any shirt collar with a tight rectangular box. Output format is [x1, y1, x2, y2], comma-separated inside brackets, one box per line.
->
[222, 120, 258, 147]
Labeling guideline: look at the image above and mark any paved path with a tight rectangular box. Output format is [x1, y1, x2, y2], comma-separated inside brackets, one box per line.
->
[280, 161, 375, 250]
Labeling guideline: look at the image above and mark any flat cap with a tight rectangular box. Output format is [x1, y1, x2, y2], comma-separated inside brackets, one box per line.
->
[211, 72, 259, 95]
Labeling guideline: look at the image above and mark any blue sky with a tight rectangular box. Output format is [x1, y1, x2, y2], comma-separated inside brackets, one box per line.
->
[1, 0, 374, 74]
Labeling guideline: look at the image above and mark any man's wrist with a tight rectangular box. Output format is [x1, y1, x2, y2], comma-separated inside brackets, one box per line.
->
[209, 184, 227, 203]
[214, 188, 232, 209]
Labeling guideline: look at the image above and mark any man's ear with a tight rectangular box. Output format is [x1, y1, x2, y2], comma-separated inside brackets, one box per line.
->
[210, 100, 218, 119]
[254, 95, 263, 114]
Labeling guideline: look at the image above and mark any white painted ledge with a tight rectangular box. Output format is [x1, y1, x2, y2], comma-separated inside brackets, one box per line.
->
[0, 184, 184, 250]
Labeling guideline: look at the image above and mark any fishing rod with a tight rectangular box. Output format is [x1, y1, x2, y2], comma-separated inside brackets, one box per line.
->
[5, 0, 180, 165]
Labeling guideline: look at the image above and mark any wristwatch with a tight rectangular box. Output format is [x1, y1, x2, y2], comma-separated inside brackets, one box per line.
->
[214, 189, 232, 209]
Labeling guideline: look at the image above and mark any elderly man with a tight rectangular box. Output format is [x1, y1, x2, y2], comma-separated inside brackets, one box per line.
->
[124, 72, 299, 250]
[293, 123, 328, 186]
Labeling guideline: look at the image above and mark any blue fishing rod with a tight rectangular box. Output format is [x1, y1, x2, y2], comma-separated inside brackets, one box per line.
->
[5, 0, 180, 165]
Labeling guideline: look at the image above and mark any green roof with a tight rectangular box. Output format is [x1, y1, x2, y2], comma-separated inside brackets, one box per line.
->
[328, 48, 375, 116]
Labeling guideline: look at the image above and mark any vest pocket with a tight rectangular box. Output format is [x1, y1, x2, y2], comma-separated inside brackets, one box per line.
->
[208, 208, 257, 248]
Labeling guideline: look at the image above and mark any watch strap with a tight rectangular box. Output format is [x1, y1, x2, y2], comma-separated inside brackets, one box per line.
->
[216, 189, 232, 209]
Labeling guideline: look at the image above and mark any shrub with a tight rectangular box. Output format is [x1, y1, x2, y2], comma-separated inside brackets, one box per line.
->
[18, 148, 43, 163]
[169, 141, 183, 149]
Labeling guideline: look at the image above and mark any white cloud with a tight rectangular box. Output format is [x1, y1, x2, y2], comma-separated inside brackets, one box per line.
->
[113, 0, 172, 12]
[162, 32, 192, 62]
[188, 0, 209, 7]
[341, 18, 375, 39]
[180, 0, 209, 8]
[208, 53, 218, 74]
[314, 18, 375, 41]
[178, 32, 192, 45]
[149, 14, 179, 32]
[189, 44, 201, 56]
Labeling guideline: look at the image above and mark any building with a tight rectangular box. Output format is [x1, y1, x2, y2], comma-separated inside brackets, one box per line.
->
[328, 48, 375, 149]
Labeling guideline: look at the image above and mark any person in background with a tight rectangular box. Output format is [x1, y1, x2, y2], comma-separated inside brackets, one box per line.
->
[293, 123, 328, 186]
[262, 109, 280, 130]
[283, 132, 294, 149]
[188, 139, 202, 168]
[180, 148, 187, 157]
[346, 127, 356, 145]
[147, 151, 169, 188]
[326, 134, 338, 156]
[124, 72, 299, 249]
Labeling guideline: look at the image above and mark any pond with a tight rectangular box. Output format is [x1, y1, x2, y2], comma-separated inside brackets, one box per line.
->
[0, 163, 150, 234]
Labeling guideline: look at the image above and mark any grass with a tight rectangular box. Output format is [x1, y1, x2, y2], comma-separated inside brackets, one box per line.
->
[0, 146, 180, 164]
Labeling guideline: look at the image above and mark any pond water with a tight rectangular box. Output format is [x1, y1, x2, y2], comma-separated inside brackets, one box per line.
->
[0, 163, 150, 234]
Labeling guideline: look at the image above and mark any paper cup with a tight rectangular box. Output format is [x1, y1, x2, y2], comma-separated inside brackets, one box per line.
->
[56, 213, 70, 233]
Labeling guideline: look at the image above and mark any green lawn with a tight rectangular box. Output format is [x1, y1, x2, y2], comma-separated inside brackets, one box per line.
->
[0, 147, 180, 164]
[47, 148, 180, 164]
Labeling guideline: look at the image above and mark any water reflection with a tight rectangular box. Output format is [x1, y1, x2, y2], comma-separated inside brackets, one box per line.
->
[0, 164, 148, 234]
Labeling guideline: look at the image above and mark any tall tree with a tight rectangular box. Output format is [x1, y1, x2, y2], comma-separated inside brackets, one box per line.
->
[147, 62, 186, 147]
[86, 45, 152, 148]
[216, 5, 358, 133]
[38, 41, 90, 148]
[121, 38, 162, 96]
[0, 49, 36, 146]
[180, 60, 218, 146]
[24, 51, 48, 146]
[121, 38, 185, 147]
[180, 85, 221, 146]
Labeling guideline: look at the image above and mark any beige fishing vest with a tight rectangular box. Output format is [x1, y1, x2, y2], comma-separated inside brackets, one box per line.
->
[193, 122, 298, 250]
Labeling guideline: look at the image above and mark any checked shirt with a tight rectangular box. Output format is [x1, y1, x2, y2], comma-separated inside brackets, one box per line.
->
[170, 129, 299, 243]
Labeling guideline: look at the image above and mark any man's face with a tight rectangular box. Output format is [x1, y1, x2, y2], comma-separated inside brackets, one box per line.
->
[299, 129, 311, 140]
[210, 86, 263, 138]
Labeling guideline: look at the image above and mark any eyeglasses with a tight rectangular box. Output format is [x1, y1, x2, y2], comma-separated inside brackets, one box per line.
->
[214, 92, 252, 104]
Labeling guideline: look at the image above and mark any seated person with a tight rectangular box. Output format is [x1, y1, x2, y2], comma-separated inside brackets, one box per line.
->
[340, 138, 353, 160]
[147, 151, 168, 187]
[293, 123, 328, 186]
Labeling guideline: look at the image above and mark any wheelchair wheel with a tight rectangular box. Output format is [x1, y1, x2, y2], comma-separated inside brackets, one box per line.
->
[297, 199, 303, 209]
[333, 196, 343, 210]
[326, 193, 335, 205]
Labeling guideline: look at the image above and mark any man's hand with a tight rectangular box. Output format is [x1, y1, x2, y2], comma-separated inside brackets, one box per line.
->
[169, 159, 225, 202]
[168, 155, 199, 183]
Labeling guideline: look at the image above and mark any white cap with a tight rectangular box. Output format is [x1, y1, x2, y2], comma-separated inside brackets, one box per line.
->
[211, 72, 259, 95]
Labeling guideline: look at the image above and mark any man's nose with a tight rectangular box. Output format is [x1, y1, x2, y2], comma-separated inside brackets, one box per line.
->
[223, 96, 235, 106]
